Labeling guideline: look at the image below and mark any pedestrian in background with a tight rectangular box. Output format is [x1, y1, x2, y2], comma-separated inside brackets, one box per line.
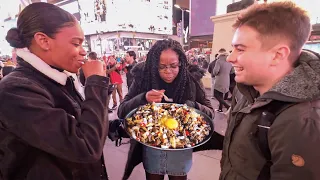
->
[212, 48, 232, 112]
[208, 53, 219, 98]
[106, 55, 124, 110]
[124, 50, 137, 88]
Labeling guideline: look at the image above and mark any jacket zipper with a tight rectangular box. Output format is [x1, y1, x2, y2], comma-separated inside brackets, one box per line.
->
[224, 101, 254, 179]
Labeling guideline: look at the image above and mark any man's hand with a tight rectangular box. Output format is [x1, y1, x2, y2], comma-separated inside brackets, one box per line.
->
[82, 60, 106, 78]
[145, 89, 165, 103]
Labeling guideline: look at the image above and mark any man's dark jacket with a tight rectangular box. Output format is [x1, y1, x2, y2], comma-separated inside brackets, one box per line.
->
[125, 61, 137, 88]
[220, 50, 320, 180]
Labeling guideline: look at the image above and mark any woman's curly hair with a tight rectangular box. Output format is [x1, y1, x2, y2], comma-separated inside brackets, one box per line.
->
[139, 39, 190, 103]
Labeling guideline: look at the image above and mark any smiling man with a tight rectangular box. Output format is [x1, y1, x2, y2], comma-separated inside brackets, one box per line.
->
[220, 2, 320, 180]
[124, 50, 137, 88]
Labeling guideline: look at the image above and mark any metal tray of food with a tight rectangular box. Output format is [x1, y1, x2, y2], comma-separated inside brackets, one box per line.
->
[124, 103, 214, 151]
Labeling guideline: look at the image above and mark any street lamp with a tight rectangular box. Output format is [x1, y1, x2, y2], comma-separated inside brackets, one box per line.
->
[174, 4, 190, 46]
[96, 31, 104, 57]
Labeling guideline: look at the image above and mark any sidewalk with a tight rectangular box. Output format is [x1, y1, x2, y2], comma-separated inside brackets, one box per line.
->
[103, 140, 222, 180]
[104, 76, 227, 180]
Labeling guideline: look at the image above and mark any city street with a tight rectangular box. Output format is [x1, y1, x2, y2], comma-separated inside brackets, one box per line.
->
[103, 77, 228, 180]
[0, 1, 319, 180]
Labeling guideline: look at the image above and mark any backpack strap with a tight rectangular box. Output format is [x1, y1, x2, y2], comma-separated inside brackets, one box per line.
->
[256, 101, 295, 180]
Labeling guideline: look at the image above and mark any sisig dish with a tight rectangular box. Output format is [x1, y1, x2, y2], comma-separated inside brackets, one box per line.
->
[125, 103, 212, 150]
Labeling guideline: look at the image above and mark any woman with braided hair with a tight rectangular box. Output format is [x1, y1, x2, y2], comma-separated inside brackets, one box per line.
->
[118, 39, 214, 180]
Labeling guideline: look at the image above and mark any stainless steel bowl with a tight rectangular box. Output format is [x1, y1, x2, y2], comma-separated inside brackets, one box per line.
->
[124, 103, 214, 151]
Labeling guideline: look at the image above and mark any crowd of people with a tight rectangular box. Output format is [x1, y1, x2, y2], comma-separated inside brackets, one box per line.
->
[0, 1, 319, 180]
[0, 59, 15, 80]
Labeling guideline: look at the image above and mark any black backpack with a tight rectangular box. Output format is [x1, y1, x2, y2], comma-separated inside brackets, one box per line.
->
[108, 119, 130, 147]
[256, 101, 295, 180]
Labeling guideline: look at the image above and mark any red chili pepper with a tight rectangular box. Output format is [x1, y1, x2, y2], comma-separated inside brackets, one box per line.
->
[185, 130, 190, 136]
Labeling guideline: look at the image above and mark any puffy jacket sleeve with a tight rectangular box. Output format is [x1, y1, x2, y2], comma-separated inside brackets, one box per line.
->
[0, 75, 109, 163]
[117, 79, 148, 119]
[190, 76, 214, 119]
[194, 89, 214, 119]
[268, 102, 320, 180]
[192, 88, 224, 152]
[192, 77, 226, 152]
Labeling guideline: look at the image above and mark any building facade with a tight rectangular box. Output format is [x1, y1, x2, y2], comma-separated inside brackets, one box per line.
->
[79, 0, 179, 57]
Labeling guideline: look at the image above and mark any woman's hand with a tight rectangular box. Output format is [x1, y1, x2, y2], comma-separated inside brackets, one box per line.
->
[82, 60, 106, 78]
[145, 89, 165, 103]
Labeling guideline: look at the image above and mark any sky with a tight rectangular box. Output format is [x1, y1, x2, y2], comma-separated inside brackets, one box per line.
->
[0, 0, 21, 21]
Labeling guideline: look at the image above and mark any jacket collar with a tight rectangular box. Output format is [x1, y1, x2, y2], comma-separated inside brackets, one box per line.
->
[16, 48, 69, 86]
[237, 83, 259, 103]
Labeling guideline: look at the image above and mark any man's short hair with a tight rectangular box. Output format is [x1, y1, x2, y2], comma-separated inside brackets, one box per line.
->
[218, 48, 226, 53]
[233, 1, 311, 61]
[126, 51, 136, 60]
[88, 52, 97, 60]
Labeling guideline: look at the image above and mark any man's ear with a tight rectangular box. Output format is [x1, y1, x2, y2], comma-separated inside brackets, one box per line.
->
[33, 32, 51, 51]
[270, 44, 291, 66]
